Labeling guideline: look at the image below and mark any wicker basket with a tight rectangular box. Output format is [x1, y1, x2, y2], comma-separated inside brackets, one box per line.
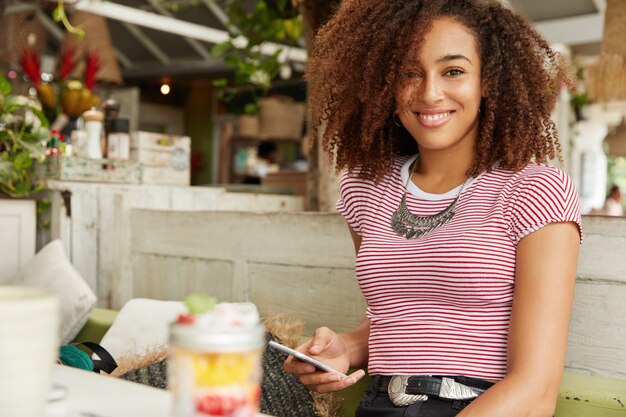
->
[0, 12, 48, 66]
[259, 96, 305, 140]
[588, 0, 626, 101]
[61, 11, 122, 85]
[236, 115, 261, 137]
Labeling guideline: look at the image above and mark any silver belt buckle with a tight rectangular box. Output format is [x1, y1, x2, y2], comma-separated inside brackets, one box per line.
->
[388, 375, 428, 406]
[439, 377, 482, 400]
[388, 376, 482, 407]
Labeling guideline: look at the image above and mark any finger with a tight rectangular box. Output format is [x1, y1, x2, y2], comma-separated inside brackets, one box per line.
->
[299, 369, 366, 389]
[284, 355, 316, 375]
[307, 369, 367, 394]
[308, 327, 334, 355]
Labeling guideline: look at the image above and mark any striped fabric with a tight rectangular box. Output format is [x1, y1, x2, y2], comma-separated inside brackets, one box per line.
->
[336, 154, 582, 380]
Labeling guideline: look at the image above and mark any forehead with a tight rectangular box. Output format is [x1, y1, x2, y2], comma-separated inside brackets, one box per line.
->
[405, 16, 480, 63]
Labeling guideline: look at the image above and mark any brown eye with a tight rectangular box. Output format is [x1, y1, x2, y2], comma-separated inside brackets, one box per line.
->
[446, 68, 464, 76]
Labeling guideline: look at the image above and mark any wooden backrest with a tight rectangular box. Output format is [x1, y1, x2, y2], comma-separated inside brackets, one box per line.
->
[114, 209, 626, 379]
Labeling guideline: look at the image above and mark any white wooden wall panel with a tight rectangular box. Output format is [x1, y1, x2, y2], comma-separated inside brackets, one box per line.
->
[70, 188, 99, 292]
[43, 180, 303, 306]
[0, 200, 36, 283]
[566, 282, 626, 379]
[248, 262, 365, 334]
[132, 254, 234, 303]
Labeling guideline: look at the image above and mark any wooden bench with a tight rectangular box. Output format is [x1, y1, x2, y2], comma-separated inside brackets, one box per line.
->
[113, 209, 626, 415]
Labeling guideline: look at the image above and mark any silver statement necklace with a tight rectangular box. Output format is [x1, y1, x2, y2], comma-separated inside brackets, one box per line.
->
[390, 157, 471, 239]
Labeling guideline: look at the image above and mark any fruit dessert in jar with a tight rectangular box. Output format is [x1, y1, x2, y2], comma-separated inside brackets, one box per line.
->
[169, 295, 266, 417]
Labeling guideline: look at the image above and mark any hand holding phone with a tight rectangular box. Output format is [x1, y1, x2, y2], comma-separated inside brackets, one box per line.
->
[268, 340, 348, 378]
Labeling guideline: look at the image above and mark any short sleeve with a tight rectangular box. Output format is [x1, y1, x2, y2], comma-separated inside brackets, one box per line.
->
[336, 170, 366, 236]
[508, 167, 583, 244]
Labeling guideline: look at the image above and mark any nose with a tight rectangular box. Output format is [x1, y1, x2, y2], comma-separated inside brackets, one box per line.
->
[418, 73, 444, 105]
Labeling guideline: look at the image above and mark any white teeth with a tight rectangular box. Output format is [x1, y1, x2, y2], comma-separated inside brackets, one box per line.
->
[419, 112, 452, 121]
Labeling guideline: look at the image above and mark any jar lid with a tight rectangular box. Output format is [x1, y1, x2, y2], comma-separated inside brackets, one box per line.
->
[83, 107, 104, 122]
[106, 118, 129, 133]
[170, 322, 266, 352]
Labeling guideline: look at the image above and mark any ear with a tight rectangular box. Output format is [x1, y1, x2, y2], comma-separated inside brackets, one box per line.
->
[481, 80, 489, 98]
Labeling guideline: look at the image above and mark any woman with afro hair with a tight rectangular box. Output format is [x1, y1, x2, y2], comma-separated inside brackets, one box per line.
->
[285, 0, 583, 416]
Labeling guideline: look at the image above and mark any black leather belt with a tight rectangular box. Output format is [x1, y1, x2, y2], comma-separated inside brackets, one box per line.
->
[375, 375, 494, 400]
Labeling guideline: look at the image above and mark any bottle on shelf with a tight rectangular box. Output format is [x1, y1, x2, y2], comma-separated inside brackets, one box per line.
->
[82, 107, 104, 159]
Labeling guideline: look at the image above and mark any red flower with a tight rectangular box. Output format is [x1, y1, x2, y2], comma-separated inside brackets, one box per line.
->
[85, 52, 100, 90]
[19, 49, 41, 87]
[59, 47, 76, 80]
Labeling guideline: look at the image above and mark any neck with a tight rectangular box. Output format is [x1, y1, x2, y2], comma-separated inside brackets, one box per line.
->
[411, 147, 474, 194]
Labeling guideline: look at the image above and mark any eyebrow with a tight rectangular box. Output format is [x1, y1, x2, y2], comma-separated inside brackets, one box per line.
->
[436, 54, 472, 64]
[403, 54, 473, 66]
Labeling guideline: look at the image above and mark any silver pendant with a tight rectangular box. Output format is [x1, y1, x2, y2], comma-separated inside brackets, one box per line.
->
[390, 157, 470, 239]
[390, 193, 459, 239]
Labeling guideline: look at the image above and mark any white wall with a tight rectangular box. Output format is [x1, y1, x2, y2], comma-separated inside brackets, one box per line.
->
[0, 200, 35, 283]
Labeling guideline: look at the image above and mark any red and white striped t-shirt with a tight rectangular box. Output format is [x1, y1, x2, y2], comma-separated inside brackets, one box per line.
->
[336, 154, 582, 380]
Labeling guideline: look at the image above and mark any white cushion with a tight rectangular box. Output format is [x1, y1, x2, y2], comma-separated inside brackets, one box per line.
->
[99, 298, 186, 360]
[11, 239, 96, 344]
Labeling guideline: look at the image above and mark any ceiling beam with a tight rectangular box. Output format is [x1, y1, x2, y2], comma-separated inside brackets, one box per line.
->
[147, 0, 212, 60]
[121, 59, 231, 79]
[73, 0, 307, 63]
[121, 21, 170, 64]
[200, 0, 231, 30]
[534, 13, 604, 45]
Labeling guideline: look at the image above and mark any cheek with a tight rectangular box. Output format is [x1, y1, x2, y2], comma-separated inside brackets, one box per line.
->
[454, 82, 483, 109]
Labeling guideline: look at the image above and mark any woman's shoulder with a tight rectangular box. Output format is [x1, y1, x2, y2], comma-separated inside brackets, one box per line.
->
[340, 154, 412, 186]
[485, 163, 575, 190]
[485, 163, 579, 213]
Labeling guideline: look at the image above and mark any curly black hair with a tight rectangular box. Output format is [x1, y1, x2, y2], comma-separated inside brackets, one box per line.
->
[306, 0, 571, 180]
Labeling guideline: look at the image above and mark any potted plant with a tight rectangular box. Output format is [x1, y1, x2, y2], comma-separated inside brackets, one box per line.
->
[571, 65, 592, 122]
[211, 0, 303, 137]
[0, 74, 49, 198]
[0, 74, 50, 279]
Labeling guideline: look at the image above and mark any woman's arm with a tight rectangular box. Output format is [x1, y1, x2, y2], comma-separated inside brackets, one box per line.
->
[459, 221, 580, 417]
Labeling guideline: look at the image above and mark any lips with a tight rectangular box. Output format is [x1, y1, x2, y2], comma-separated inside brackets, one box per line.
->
[414, 110, 455, 128]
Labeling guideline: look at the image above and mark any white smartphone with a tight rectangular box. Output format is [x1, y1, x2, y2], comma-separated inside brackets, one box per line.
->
[268, 340, 347, 378]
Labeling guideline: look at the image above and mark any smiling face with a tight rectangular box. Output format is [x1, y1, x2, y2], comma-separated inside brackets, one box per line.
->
[396, 16, 483, 157]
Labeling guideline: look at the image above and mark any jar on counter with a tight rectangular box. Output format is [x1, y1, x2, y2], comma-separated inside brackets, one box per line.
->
[82, 108, 104, 159]
[106, 118, 130, 160]
[168, 303, 266, 417]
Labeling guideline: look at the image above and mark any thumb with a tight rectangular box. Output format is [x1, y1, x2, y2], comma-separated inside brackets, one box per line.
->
[308, 327, 333, 355]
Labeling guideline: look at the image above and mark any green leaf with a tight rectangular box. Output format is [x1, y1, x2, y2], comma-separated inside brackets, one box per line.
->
[256, 1, 267, 13]
[284, 17, 303, 41]
[224, 55, 239, 67]
[184, 293, 217, 315]
[13, 182, 32, 198]
[0, 74, 11, 96]
[211, 41, 231, 58]
[28, 106, 49, 128]
[244, 102, 259, 115]
[16, 136, 46, 161]
[0, 160, 16, 178]
[13, 151, 32, 171]
[37, 199, 51, 215]
[52, 6, 63, 22]
[212, 78, 228, 87]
